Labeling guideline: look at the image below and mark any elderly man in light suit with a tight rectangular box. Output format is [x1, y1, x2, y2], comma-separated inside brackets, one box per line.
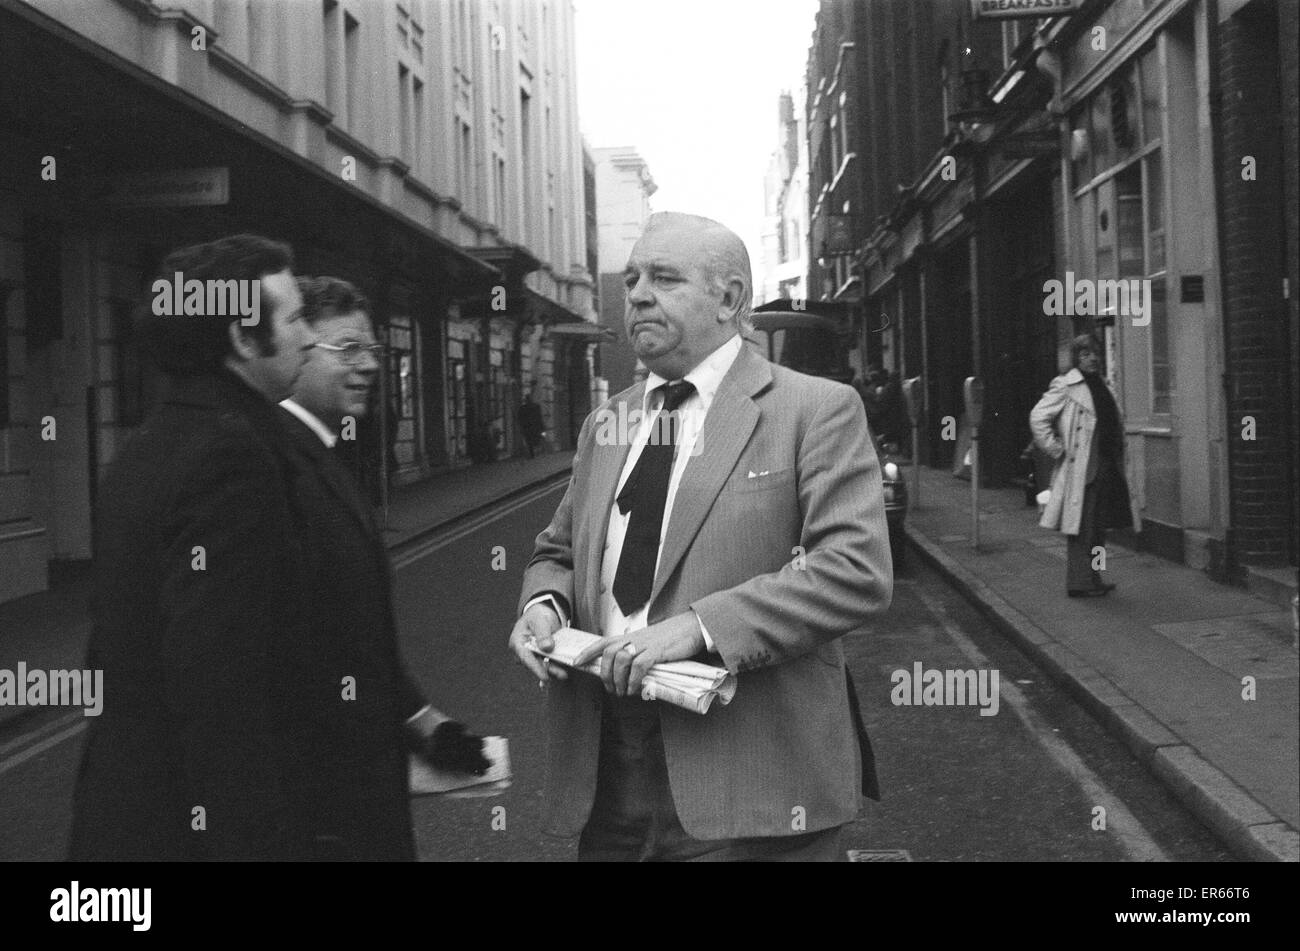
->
[508, 212, 893, 861]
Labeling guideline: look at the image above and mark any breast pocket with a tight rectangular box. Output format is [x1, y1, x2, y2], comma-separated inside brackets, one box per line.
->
[724, 467, 796, 494]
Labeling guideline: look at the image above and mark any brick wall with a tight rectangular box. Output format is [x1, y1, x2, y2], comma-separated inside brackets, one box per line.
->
[1216, 0, 1297, 567]
[1280, 0, 1299, 566]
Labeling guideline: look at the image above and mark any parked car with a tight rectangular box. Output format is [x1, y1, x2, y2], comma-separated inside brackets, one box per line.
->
[749, 300, 908, 564]
[876, 437, 908, 565]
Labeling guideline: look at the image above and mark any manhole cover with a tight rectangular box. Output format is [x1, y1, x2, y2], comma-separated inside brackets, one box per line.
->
[847, 849, 913, 862]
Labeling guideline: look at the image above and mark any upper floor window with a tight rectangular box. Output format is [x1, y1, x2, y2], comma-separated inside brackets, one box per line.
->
[397, 2, 425, 61]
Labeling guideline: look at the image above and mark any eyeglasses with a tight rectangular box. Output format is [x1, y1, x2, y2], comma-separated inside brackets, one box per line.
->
[312, 341, 387, 365]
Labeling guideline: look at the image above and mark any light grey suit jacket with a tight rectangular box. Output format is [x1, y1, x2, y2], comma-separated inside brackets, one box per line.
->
[518, 343, 894, 840]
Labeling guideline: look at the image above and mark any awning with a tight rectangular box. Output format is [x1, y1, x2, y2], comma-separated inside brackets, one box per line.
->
[751, 313, 845, 335]
[546, 322, 616, 341]
[522, 285, 586, 325]
[753, 299, 856, 320]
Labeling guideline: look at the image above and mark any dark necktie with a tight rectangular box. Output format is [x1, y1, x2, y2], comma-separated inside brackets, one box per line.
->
[612, 380, 696, 616]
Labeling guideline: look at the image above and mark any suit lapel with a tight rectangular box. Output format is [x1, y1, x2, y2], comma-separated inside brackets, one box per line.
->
[582, 383, 642, 626]
[648, 347, 769, 611]
[280, 410, 377, 537]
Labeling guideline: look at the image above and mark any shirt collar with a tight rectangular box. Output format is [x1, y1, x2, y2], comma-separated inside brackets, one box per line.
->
[280, 398, 338, 448]
[643, 333, 743, 415]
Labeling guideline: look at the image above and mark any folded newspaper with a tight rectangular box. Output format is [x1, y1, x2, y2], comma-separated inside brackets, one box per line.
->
[409, 735, 511, 798]
[527, 627, 737, 714]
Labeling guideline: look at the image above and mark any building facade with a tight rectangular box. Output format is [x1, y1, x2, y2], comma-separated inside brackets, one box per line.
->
[760, 88, 810, 306]
[0, 0, 596, 604]
[591, 145, 656, 396]
[807, 0, 1295, 590]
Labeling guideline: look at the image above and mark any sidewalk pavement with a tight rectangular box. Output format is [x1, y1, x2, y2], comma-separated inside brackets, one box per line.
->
[0, 451, 574, 729]
[904, 464, 1299, 862]
[379, 451, 573, 548]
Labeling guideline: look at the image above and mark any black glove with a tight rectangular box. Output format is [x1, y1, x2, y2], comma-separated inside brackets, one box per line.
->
[420, 721, 490, 776]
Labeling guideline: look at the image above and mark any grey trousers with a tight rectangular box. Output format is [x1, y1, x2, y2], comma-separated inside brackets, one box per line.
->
[577, 694, 844, 862]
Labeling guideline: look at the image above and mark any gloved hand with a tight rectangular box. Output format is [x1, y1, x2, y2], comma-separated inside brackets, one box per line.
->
[420, 721, 490, 775]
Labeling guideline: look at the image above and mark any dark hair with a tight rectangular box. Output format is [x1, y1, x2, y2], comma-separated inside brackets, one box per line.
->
[144, 234, 294, 375]
[297, 276, 371, 327]
[1070, 333, 1101, 368]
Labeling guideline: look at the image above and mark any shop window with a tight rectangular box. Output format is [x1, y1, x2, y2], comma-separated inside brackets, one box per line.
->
[1139, 44, 1163, 146]
[1149, 280, 1171, 414]
[1116, 166, 1144, 280]
[1089, 88, 1112, 178]
[1070, 108, 1089, 189]
[1144, 150, 1171, 414]
[488, 346, 506, 454]
[112, 299, 159, 427]
[23, 217, 63, 346]
[1109, 72, 1139, 162]
[385, 317, 418, 467]
[1145, 149, 1165, 274]
[447, 337, 468, 461]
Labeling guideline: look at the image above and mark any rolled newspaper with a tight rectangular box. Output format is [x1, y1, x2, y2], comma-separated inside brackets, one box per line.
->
[526, 628, 737, 715]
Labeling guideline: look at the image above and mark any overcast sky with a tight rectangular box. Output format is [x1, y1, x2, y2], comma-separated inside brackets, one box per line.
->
[573, 0, 820, 294]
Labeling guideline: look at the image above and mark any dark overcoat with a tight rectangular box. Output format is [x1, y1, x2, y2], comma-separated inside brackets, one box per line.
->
[69, 372, 423, 860]
[276, 406, 425, 861]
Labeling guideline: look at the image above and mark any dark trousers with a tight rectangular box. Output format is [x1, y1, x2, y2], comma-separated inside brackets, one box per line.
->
[577, 695, 843, 862]
[1066, 469, 1108, 592]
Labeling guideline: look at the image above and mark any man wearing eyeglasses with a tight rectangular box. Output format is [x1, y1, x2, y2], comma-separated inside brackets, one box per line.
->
[279, 276, 489, 860]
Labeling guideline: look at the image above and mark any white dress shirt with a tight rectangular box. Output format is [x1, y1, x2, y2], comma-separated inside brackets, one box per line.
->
[596, 333, 742, 648]
[528, 334, 742, 654]
[279, 398, 337, 448]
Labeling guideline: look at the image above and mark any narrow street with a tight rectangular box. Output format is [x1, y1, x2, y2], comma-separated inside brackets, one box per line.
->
[0, 481, 1232, 862]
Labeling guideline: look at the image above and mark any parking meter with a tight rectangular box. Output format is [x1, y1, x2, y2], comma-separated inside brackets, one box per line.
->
[902, 377, 922, 507]
[963, 376, 983, 548]
[963, 376, 984, 428]
[902, 377, 923, 424]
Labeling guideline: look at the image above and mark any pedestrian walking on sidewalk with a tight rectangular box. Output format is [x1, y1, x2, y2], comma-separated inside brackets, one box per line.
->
[518, 388, 546, 458]
[1029, 334, 1141, 597]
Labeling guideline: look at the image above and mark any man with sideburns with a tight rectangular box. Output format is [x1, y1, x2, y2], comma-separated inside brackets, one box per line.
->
[70, 234, 317, 860]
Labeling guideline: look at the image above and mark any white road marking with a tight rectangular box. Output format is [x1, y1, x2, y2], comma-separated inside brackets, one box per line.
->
[392, 479, 567, 570]
[911, 583, 1171, 863]
[0, 710, 83, 758]
[0, 721, 86, 777]
[0, 480, 568, 764]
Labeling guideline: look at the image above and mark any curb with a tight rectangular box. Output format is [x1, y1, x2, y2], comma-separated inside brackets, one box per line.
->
[383, 465, 572, 553]
[905, 522, 1299, 863]
[0, 466, 574, 735]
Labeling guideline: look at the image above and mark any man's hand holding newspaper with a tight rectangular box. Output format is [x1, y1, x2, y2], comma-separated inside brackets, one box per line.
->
[526, 628, 737, 714]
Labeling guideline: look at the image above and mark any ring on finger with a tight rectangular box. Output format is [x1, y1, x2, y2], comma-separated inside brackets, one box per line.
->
[622, 642, 639, 658]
